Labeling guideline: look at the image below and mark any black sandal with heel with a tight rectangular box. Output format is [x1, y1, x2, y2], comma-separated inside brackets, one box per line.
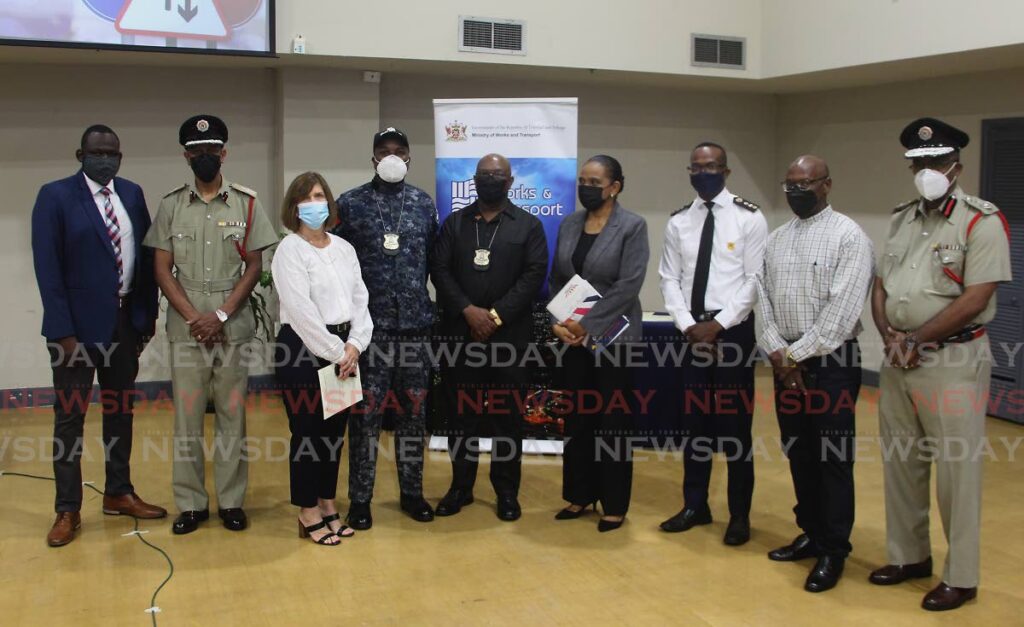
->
[298, 519, 340, 546]
[322, 513, 355, 538]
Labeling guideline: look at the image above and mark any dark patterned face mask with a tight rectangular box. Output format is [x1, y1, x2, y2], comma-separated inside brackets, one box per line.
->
[82, 154, 121, 186]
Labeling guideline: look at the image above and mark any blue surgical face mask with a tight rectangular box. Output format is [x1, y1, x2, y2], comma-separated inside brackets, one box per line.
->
[297, 200, 329, 229]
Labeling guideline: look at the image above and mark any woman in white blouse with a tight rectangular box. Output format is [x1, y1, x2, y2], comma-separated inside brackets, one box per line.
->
[272, 172, 373, 546]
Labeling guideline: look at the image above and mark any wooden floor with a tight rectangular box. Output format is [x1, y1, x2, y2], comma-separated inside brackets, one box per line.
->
[1, 372, 1022, 626]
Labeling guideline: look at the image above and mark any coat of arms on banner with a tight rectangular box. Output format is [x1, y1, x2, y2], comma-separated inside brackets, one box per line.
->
[445, 121, 468, 141]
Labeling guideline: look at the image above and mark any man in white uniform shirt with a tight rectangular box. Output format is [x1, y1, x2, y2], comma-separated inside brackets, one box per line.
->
[758, 155, 874, 593]
[658, 142, 768, 546]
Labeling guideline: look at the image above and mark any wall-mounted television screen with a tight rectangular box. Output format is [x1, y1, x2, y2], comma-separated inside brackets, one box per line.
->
[0, 0, 273, 55]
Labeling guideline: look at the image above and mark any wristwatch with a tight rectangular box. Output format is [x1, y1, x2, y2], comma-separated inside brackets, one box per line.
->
[215, 309, 229, 323]
[489, 308, 503, 327]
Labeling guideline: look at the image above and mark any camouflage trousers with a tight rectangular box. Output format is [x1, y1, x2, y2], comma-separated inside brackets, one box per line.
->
[348, 329, 431, 503]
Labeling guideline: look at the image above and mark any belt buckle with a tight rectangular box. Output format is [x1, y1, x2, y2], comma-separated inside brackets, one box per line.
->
[202, 280, 212, 296]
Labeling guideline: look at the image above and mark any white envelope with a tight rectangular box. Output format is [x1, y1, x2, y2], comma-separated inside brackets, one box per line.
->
[317, 364, 363, 420]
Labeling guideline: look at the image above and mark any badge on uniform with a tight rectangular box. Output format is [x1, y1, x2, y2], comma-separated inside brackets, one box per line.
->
[473, 248, 491, 271]
[383, 232, 400, 255]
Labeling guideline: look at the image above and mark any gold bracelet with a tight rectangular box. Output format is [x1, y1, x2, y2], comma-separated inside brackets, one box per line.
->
[489, 308, 503, 327]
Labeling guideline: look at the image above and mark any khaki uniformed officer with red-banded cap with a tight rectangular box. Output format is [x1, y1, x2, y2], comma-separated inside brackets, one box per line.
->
[144, 115, 277, 536]
[869, 117, 1012, 611]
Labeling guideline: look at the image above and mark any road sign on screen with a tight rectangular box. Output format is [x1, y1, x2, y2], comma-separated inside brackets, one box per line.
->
[82, 0, 126, 22]
[117, 0, 230, 40]
[0, 0, 271, 54]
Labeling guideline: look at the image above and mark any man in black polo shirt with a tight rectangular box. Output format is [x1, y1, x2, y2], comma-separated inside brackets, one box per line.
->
[430, 153, 548, 521]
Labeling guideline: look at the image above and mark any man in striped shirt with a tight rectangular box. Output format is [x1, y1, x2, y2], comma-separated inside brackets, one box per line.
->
[757, 155, 875, 593]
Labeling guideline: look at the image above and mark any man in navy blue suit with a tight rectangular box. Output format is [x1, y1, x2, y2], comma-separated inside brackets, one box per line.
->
[32, 125, 167, 547]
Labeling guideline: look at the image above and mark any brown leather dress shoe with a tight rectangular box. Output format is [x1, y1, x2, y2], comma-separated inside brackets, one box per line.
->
[47, 512, 81, 547]
[922, 582, 977, 611]
[102, 492, 168, 519]
[868, 557, 932, 585]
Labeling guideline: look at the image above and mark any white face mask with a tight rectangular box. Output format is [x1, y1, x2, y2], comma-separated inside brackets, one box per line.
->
[375, 154, 408, 183]
[914, 162, 957, 201]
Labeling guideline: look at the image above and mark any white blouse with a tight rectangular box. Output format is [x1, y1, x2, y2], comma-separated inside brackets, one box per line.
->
[272, 233, 373, 363]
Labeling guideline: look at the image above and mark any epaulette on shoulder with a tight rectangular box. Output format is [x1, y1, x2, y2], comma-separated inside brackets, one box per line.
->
[733, 196, 759, 212]
[961, 193, 999, 215]
[892, 199, 917, 214]
[670, 201, 694, 217]
[163, 184, 187, 198]
[229, 182, 257, 197]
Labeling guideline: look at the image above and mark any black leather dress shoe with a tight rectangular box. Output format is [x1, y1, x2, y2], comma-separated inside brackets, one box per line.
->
[868, 557, 933, 585]
[218, 508, 248, 531]
[768, 533, 818, 561]
[659, 506, 712, 533]
[435, 489, 474, 517]
[922, 582, 977, 611]
[723, 516, 750, 546]
[597, 517, 625, 533]
[496, 495, 521, 522]
[400, 496, 435, 522]
[172, 509, 209, 535]
[805, 555, 845, 593]
[346, 502, 373, 530]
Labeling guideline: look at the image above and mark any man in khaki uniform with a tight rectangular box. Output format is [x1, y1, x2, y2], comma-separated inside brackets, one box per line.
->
[144, 115, 278, 535]
[870, 118, 1012, 611]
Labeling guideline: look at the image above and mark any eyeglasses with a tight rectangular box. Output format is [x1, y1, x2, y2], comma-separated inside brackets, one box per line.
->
[475, 172, 509, 182]
[687, 163, 726, 175]
[781, 177, 828, 192]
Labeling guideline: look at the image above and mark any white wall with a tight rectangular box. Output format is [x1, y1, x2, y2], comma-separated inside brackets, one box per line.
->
[278, 68, 380, 198]
[277, 0, 764, 78]
[763, 0, 1024, 77]
[774, 67, 1024, 367]
[380, 72, 780, 309]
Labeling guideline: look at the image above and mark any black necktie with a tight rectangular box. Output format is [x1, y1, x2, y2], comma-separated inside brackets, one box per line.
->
[690, 201, 715, 316]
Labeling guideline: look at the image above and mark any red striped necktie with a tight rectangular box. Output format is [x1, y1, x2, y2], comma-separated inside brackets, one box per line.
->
[99, 188, 124, 293]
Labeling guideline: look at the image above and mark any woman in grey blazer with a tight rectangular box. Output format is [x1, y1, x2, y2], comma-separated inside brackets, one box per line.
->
[549, 155, 649, 532]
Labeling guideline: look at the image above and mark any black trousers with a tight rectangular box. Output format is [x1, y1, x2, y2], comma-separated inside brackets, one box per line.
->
[48, 306, 140, 513]
[680, 316, 756, 518]
[440, 346, 525, 497]
[560, 345, 634, 517]
[274, 324, 351, 508]
[775, 339, 860, 558]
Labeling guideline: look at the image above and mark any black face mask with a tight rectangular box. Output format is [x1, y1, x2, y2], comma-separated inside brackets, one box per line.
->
[578, 185, 607, 212]
[785, 189, 819, 218]
[189, 153, 222, 183]
[81, 154, 121, 186]
[474, 177, 507, 204]
[690, 171, 726, 200]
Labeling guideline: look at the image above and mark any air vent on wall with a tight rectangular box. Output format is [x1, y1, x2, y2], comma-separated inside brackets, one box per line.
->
[691, 34, 746, 69]
[459, 16, 526, 55]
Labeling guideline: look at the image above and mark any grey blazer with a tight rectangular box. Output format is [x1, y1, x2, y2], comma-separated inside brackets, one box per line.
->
[549, 203, 649, 343]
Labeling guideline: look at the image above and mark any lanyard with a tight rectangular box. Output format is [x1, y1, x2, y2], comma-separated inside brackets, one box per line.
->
[373, 188, 406, 234]
[475, 215, 501, 250]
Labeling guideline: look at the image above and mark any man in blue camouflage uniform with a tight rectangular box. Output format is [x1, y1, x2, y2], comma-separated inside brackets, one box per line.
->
[332, 127, 437, 528]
